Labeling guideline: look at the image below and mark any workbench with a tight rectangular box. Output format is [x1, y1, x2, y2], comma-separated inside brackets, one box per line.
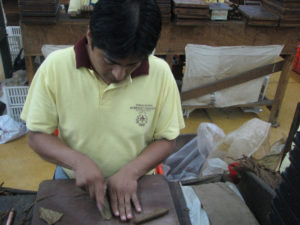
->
[21, 14, 300, 126]
[0, 179, 190, 225]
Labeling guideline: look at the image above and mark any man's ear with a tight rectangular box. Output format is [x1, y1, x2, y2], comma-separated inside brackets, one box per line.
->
[86, 28, 92, 46]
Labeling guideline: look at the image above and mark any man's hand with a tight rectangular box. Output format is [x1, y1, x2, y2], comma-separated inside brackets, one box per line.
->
[107, 139, 176, 221]
[74, 156, 107, 212]
[108, 165, 142, 222]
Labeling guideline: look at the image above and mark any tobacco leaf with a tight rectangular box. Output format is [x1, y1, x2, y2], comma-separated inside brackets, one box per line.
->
[100, 196, 112, 220]
[39, 207, 63, 225]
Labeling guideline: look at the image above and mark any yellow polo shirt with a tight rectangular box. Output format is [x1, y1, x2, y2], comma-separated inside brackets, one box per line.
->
[21, 45, 185, 178]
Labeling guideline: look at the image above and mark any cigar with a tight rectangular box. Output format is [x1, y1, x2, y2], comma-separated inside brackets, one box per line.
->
[5, 208, 15, 225]
[134, 208, 169, 224]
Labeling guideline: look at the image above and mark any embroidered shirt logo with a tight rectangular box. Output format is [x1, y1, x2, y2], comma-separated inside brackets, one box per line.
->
[130, 104, 155, 127]
[136, 112, 148, 127]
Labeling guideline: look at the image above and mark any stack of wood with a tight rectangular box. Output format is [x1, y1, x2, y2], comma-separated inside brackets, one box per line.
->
[157, 0, 172, 23]
[18, 0, 60, 24]
[239, 5, 279, 26]
[172, 0, 210, 25]
[261, 0, 300, 27]
[2, 0, 20, 26]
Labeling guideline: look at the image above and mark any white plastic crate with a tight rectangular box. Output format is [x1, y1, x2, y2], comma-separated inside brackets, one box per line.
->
[4, 86, 29, 122]
[6, 26, 23, 63]
[4, 86, 29, 106]
[7, 106, 24, 123]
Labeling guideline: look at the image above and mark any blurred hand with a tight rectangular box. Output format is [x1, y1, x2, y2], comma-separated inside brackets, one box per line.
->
[108, 166, 142, 222]
[74, 156, 107, 212]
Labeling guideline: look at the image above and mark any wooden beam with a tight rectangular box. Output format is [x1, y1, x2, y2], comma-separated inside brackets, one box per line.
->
[182, 99, 274, 109]
[269, 55, 293, 127]
[181, 59, 284, 101]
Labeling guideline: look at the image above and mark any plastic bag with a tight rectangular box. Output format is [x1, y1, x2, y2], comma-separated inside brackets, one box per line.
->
[163, 137, 203, 181]
[209, 118, 271, 162]
[0, 115, 28, 144]
[200, 158, 228, 176]
[163, 123, 225, 181]
[197, 123, 225, 156]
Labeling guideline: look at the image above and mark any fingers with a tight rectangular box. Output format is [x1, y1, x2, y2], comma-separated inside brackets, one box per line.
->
[117, 193, 127, 221]
[109, 191, 140, 221]
[132, 193, 142, 213]
[88, 184, 95, 199]
[125, 194, 132, 219]
[109, 189, 119, 217]
[95, 181, 106, 212]
[107, 173, 140, 221]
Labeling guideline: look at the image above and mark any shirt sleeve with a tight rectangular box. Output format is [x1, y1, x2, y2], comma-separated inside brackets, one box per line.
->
[21, 56, 58, 134]
[153, 62, 185, 141]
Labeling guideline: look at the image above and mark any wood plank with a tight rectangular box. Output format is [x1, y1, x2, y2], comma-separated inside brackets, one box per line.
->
[247, 19, 279, 26]
[279, 0, 300, 3]
[238, 5, 280, 26]
[174, 17, 210, 25]
[176, 14, 210, 19]
[21, 19, 88, 56]
[173, 0, 209, 8]
[262, 0, 300, 18]
[156, 0, 171, 3]
[269, 55, 293, 126]
[174, 7, 210, 16]
[21, 15, 59, 24]
[280, 19, 300, 27]
[239, 5, 279, 20]
[182, 99, 274, 108]
[181, 59, 284, 101]
[2, 0, 19, 26]
[272, 0, 300, 8]
[156, 23, 300, 55]
[168, 182, 192, 225]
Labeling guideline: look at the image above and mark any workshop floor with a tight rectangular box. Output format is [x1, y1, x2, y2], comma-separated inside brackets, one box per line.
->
[1, 70, 300, 191]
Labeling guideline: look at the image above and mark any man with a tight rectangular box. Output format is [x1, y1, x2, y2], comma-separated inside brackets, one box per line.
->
[21, 0, 185, 222]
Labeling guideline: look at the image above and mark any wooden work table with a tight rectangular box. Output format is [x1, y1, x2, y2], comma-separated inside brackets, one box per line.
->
[0, 177, 191, 225]
[21, 15, 300, 126]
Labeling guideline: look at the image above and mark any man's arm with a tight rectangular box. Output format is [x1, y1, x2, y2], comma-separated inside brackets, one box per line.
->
[108, 138, 176, 221]
[28, 131, 107, 211]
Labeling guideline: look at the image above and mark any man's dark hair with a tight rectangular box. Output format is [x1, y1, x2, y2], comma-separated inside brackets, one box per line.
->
[89, 0, 161, 60]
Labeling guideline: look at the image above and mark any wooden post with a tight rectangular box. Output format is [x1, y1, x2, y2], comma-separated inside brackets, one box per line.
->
[25, 56, 34, 84]
[269, 55, 293, 127]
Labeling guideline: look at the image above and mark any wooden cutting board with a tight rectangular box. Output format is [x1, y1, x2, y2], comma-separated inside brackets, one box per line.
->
[31, 175, 180, 225]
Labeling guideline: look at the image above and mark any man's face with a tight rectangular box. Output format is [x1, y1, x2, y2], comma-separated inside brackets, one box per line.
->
[86, 32, 142, 84]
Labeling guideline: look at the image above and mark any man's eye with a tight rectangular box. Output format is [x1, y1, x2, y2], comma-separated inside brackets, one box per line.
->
[128, 63, 138, 67]
[103, 58, 114, 65]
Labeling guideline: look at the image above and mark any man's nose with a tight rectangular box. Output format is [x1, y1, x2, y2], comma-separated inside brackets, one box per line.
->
[112, 65, 126, 81]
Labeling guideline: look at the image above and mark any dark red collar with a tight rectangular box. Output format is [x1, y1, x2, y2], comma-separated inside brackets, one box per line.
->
[74, 37, 149, 78]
